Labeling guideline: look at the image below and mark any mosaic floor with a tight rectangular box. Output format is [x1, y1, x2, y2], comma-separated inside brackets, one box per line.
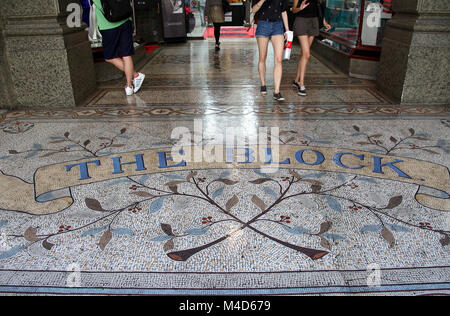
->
[0, 39, 449, 296]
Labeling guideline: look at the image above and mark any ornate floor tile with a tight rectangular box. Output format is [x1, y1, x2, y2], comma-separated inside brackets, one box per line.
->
[0, 40, 448, 296]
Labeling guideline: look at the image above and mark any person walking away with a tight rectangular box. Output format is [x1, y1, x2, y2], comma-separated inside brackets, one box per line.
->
[199, 0, 207, 26]
[205, 0, 225, 51]
[92, 0, 145, 96]
[292, 0, 331, 96]
[252, 0, 291, 101]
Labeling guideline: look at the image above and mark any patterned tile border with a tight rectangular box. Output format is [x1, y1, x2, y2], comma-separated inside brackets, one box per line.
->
[0, 266, 448, 295]
[1, 105, 449, 124]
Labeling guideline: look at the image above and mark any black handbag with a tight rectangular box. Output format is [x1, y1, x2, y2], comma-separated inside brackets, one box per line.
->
[222, 0, 232, 13]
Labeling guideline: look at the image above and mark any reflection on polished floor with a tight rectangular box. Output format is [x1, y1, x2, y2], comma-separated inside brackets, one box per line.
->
[0, 39, 449, 295]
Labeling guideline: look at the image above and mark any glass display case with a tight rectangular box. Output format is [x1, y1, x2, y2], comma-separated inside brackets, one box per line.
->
[321, 0, 393, 60]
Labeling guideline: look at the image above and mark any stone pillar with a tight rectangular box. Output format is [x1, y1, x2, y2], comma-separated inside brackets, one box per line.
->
[0, 14, 17, 109]
[377, 0, 450, 105]
[0, 0, 97, 109]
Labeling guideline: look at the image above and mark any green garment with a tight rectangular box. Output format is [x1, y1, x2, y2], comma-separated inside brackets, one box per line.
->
[92, 0, 132, 31]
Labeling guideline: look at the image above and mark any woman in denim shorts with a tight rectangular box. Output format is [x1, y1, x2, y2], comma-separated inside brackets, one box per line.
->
[252, 0, 290, 101]
[292, 0, 331, 96]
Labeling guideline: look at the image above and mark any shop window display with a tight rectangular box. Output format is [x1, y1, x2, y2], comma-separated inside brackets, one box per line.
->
[321, 0, 393, 57]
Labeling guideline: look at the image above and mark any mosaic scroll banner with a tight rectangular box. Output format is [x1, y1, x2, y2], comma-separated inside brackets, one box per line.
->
[0, 145, 449, 215]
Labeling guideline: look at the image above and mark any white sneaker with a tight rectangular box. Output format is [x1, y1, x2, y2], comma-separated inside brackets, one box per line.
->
[125, 85, 134, 96]
[133, 73, 145, 93]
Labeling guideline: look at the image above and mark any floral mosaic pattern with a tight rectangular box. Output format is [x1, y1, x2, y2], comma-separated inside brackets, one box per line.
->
[0, 124, 449, 264]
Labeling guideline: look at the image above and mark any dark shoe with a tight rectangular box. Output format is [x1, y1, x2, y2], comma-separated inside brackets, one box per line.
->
[298, 87, 307, 96]
[273, 93, 285, 101]
[260, 86, 267, 95]
[215, 43, 220, 51]
[293, 81, 300, 90]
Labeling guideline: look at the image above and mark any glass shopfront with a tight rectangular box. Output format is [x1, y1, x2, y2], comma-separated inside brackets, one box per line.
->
[320, 0, 393, 59]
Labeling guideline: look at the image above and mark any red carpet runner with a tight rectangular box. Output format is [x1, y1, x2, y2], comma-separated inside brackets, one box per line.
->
[203, 26, 256, 39]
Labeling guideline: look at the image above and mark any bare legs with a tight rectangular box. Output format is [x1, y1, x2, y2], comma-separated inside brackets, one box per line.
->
[257, 37, 269, 87]
[256, 35, 285, 93]
[271, 35, 284, 94]
[295, 35, 314, 86]
[105, 57, 138, 88]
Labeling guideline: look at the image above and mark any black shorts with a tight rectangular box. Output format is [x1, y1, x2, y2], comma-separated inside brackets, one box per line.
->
[100, 20, 135, 60]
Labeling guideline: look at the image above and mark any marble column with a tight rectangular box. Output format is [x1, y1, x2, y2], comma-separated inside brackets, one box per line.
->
[377, 0, 450, 105]
[0, 0, 97, 109]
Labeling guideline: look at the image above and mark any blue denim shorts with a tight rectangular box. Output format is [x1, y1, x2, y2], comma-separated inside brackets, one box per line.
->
[255, 20, 285, 38]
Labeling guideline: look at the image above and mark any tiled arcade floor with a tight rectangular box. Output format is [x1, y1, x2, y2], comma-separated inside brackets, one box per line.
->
[0, 39, 449, 296]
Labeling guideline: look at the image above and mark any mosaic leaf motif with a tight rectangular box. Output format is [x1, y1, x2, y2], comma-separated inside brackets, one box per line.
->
[319, 221, 332, 234]
[139, 174, 150, 185]
[150, 235, 173, 242]
[150, 196, 166, 213]
[24, 227, 41, 242]
[325, 196, 342, 212]
[253, 169, 270, 178]
[110, 228, 135, 236]
[440, 235, 450, 247]
[211, 187, 225, 200]
[163, 174, 185, 180]
[1, 125, 447, 263]
[218, 170, 231, 179]
[163, 239, 175, 252]
[161, 224, 175, 236]
[186, 171, 198, 182]
[131, 191, 156, 198]
[321, 233, 345, 241]
[283, 226, 310, 235]
[337, 174, 346, 183]
[249, 178, 272, 185]
[361, 225, 381, 233]
[0, 245, 27, 260]
[384, 196, 403, 210]
[184, 227, 211, 236]
[382, 227, 395, 248]
[289, 170, 302, 180]
[216, 179, 239, 185]
[225, 195, 239, 212]
[387, 224, 410, 233]
[81, 226, 108, 237]
[251, 195, 266, 210]
[99, 230, 112, 251]
[357, 177, 378, 184]
[42, 239, 55, 251]
[263, 186, 278, 199]
[320, 236, 332, 250]
[85, 198, 106, 212]
[165, 181, 185, 187]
